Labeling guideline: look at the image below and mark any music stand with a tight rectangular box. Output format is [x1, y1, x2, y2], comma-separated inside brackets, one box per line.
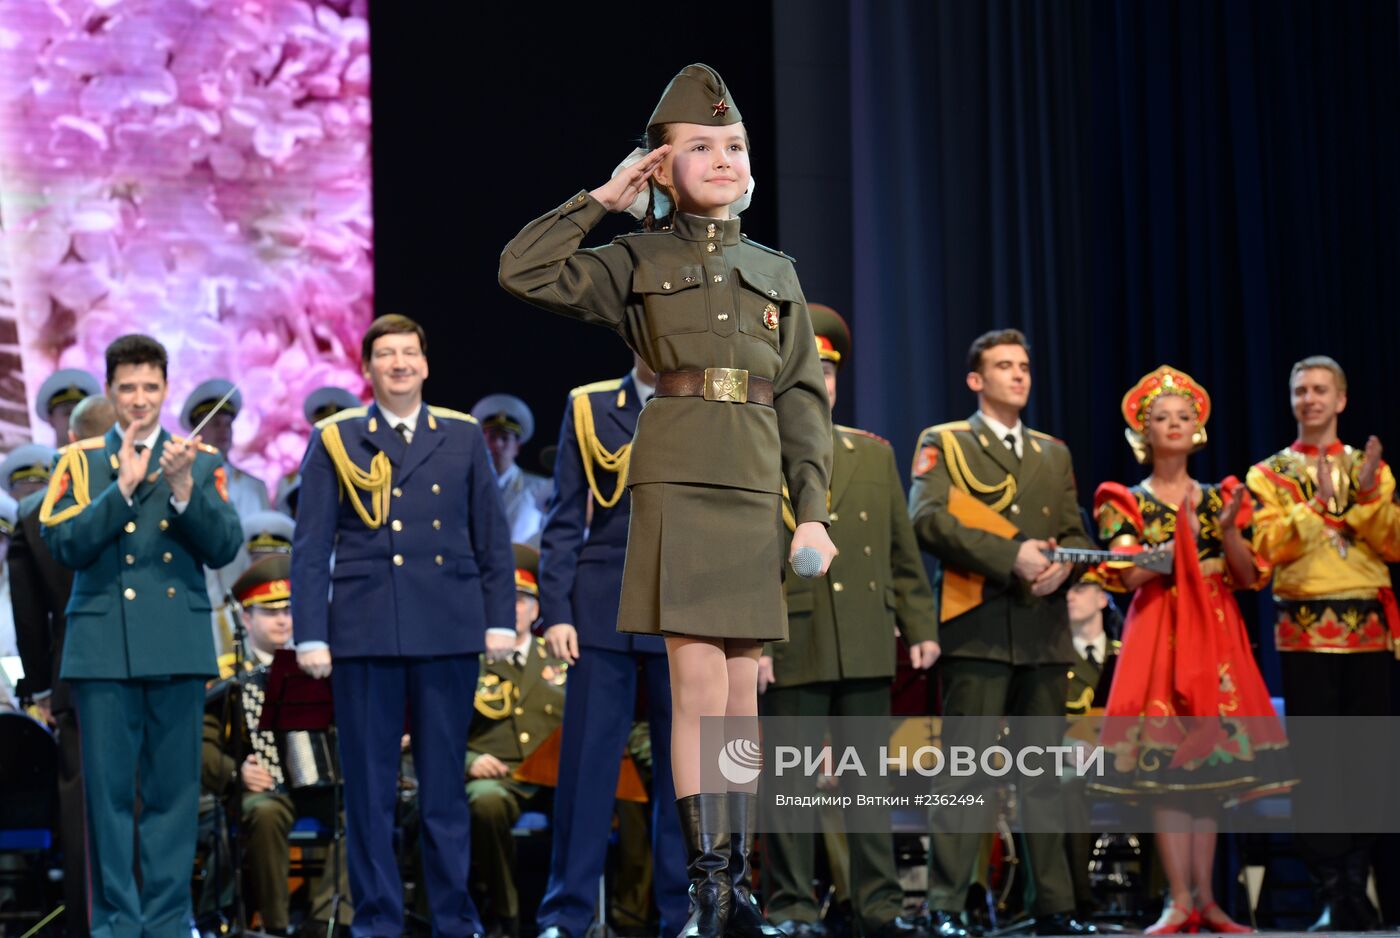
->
[259, 649, 345, 938]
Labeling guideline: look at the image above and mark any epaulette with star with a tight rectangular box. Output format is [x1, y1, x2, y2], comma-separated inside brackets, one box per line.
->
[570, 378, 624, 398]
[1027, 428, 1066, 447]
[427, 406, 477, 424]
[315, 405, 368, 430]
[836, 424, 891, 447]
[59, 435, 107, 454]
[739, 234, 796, 262]
[917, 420, 972, 439]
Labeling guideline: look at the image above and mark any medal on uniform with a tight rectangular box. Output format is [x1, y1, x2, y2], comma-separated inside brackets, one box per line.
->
[763, 303, 779, 330]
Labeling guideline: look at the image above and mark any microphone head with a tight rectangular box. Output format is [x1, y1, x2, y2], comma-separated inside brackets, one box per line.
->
[790, 547, 823, 579]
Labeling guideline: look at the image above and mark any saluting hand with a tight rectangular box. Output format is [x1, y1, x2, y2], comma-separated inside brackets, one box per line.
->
[116, 425, 154, 499]
[590, 146, 671, 212]
[160, 433, 199, 503]
[1359, 435, 1384, 494]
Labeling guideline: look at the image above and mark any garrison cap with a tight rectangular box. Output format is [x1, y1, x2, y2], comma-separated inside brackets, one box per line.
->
[809, 304, 852, 369]
[35, 369, 101, 423]
[304, 386, 362, 425]
[471, 393, 535, 445]
[232, 555, 292, 609]
[0, 443, 57, 495]
[181, 379, 241, 431]
[647, 63, 742, 132]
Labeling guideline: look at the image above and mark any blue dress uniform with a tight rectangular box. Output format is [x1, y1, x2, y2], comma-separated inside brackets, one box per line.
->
[291, 402, 515, 938]
[40, 428, 242, 938]
[535, 374, 688, 938]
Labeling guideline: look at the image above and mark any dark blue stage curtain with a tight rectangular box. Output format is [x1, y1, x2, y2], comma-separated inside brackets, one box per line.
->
[848, 0, 1400, 688]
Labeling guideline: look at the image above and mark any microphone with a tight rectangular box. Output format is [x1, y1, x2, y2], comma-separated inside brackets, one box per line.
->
[790, 547, 824, 579]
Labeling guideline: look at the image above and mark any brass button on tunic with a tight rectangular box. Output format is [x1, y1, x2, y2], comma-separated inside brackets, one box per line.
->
[501, 198, 833, 640]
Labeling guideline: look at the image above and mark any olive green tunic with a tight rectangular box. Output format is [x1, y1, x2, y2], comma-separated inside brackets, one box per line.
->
[500, 194, 832, 639]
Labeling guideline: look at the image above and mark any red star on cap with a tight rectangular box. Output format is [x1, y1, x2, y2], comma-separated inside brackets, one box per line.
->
[712, 99, 729, 117]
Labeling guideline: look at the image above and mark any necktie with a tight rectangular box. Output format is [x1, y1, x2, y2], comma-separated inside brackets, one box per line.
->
[395, 422, 411, 444]
[1004, 432, 1019, 461]
[1084, 644, 1098, 665]
[512, 650, 525, 669]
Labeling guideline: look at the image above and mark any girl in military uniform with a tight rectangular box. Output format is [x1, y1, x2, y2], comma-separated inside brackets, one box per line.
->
[1091, 367, 1288, 934]
[501, 64, 836, 938]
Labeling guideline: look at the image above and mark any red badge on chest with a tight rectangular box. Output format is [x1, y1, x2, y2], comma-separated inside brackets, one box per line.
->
[763, 303, 779, 331]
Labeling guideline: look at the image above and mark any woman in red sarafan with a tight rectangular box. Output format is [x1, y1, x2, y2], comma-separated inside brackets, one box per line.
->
[1091, 366, 1291, 935]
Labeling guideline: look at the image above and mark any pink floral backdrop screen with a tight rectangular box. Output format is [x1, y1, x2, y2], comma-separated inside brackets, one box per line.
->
[0, 0, 372, 490]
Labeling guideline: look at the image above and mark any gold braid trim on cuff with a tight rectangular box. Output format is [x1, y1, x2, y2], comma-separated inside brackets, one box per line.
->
[39, 447, 91, 527]
[573, 393, 630, 508]
[941, 430, 1016, 513]
[321, 422, 392, 530]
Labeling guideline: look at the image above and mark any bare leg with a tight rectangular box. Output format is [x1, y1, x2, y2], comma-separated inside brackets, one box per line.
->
[1152, 806, 1195, 911]
[667, 636, 729, 797]
[1190, 815, 1218, 909]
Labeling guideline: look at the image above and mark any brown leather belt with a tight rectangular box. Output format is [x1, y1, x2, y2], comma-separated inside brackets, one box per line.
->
[655, 368, 774, 406]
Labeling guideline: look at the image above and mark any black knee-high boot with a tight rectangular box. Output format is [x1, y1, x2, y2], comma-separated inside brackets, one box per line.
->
[726, 791, 783, 938]
[678, 794, 734, 938]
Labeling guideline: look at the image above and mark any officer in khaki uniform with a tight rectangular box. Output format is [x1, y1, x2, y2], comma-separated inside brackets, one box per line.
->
[466, 544, 566, 938]
[1062, 579, 1120, 918]
[907, 329, 1094, 937]
[200, 555, 351, 934]
[760, 305, 939, 938]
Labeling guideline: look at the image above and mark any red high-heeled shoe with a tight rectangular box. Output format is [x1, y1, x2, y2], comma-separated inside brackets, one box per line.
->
[1144, 905, 1198, 935]
[1197, 902, 1251, 934]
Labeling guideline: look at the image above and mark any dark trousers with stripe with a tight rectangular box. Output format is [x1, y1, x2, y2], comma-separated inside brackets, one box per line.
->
[536, 649, 688, 937]
[334, 655, 479, 938]
[73, 678, 203, 938]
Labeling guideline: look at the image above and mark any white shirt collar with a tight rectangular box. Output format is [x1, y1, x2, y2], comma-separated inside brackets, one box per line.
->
[977, 410, 1024, 455]
[377, 401, 420, 434]
[631, 368, 655, 405]
[250, 644, 278, 667]
[117, 422, 164, 451]
[1072, 631, 1108, 661]
[497, 462, 521, 489]
[513, 633, 533, 658]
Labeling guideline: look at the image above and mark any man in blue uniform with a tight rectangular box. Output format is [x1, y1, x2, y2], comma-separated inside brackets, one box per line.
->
[40, 334, 243, 938]
[292, 313, 516, 938]
[534, 354, 688, 938]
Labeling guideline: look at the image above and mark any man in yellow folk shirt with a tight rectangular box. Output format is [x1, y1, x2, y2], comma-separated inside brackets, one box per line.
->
[1246, 355, 1400, 932]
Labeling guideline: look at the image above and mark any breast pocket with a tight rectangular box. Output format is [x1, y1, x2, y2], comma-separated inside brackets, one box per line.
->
[734, 267, 790, 351]
[633, 262, 707, 337]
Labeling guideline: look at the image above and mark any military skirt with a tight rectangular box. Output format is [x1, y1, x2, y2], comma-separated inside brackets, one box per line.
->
[617, 482, 788, 641]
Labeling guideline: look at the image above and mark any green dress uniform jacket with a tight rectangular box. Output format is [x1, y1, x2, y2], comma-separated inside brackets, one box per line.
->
[772, 426, 938, 686]
[467, 638, 567, 770]
[465, 638, 568, 924]
[42, 428, 244, 679]
[907, 414, 1091, 665]
[1065, 638, 1120, 715]
[500, 196, 832, 640]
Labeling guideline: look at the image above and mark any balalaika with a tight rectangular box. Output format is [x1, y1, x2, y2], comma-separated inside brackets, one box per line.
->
[940, 487, 1174, 623]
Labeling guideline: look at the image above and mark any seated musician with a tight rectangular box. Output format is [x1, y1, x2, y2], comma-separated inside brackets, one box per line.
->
[201, 555, 351, 935]
[466, 544, 566, 938]
[1063, 577, 1122, 919]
